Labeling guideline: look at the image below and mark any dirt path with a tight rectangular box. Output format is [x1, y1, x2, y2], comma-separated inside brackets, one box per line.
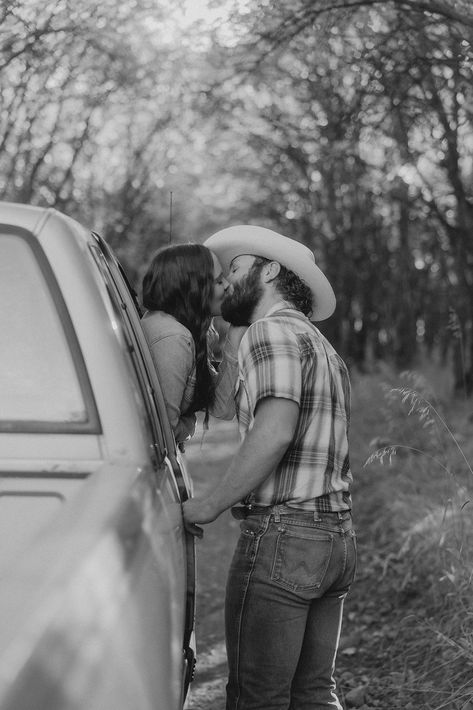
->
[184, 418, 239, 710]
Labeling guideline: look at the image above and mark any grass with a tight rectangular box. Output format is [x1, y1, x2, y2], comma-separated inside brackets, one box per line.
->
[343, 361, 473, 709]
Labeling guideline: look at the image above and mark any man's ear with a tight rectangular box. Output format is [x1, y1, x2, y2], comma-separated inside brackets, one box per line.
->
[262, 260, 281, 284]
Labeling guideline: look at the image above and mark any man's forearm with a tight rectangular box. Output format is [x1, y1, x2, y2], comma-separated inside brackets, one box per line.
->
[206, 425, 289, 515]
[183, 398, 299, 525]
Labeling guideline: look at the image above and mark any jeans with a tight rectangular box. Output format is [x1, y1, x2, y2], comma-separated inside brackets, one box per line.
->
[225, 508, 357, 710]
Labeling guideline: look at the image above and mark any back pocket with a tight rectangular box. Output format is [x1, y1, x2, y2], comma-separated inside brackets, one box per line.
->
[271, 528, 333, 593]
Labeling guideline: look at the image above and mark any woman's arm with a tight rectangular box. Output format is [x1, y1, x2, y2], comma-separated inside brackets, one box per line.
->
[146, 332, 196, 442]
[210, 325, 247, 420]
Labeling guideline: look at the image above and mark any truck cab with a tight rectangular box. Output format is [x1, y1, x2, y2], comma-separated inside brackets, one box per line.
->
[0, 202, 195, 710]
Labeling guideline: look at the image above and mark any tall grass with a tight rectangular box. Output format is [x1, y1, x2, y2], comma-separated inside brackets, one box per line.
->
[349, 364, 473, 709]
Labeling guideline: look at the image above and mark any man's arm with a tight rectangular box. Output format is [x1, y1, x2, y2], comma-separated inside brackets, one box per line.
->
[182, 396, 299, 529]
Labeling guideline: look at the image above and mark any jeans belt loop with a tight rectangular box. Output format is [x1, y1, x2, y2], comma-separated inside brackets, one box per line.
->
[313, 510, 322, 522]
[272, 506, 281, 523]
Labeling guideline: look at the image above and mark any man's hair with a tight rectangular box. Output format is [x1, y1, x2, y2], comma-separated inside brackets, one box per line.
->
[254, 257, 313, 317]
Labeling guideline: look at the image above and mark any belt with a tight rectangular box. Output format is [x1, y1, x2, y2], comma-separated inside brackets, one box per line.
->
[231, 504, 351, 521]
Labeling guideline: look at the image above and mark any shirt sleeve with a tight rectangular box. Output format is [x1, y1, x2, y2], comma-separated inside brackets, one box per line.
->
[239, 319, 302, 415]
[146, 331, 196, 441]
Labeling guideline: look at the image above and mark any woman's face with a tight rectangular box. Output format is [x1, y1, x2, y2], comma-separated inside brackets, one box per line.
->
[210, 252, 229, 316]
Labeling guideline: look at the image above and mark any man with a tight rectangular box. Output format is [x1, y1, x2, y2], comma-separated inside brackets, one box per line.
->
[183, 225, 356, 710]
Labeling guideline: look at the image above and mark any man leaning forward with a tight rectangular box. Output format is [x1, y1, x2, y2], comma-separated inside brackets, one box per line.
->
[183, 225, 356, 710]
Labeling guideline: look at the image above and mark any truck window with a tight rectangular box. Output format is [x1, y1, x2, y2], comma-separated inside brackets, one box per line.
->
[0, 229, 99, 433]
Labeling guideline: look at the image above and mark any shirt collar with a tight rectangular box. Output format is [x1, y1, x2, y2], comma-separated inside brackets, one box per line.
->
[263, 300, 295, 317]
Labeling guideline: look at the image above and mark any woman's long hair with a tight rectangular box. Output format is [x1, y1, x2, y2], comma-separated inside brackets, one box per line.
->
[142, 243, 215, 413]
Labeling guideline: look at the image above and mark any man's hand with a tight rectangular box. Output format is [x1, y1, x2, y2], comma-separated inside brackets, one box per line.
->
[182, 497, 220, 538]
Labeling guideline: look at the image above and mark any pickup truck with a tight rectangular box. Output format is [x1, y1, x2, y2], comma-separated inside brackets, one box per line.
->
[0, 202, 196, 709]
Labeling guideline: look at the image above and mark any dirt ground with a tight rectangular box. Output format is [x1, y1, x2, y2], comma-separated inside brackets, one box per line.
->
[184, 418, 239, 710]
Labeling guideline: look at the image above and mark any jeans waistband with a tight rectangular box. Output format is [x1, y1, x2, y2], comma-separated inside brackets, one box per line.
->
[231, 504, 352, 522]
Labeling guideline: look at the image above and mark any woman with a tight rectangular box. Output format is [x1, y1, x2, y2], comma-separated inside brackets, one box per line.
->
[141, 243, 241, 446]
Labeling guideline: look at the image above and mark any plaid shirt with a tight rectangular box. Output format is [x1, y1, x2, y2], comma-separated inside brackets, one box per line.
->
[236, 303, 352, 513]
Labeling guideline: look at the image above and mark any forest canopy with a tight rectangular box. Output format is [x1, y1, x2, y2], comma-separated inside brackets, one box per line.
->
[1, 0, 472, 385]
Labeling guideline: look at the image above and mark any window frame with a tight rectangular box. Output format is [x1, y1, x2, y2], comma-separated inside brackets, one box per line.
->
[88, 235, 169, 466]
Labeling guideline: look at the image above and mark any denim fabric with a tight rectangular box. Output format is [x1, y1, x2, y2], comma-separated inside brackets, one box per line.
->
[225, 510, 357, 710]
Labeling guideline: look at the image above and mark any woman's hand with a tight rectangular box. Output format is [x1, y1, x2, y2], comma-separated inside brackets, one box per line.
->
[225, 325, 247, 350]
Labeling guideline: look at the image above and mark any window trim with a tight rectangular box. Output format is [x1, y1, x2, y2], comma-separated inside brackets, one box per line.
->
[0, 224, 101, 435]
[88, 236, 168, 464]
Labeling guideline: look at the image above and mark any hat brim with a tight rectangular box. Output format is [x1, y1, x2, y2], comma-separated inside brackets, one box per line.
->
[204, 225, 336, 321]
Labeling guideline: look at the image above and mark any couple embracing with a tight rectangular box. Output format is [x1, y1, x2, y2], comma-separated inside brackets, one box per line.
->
[141, 225, 356, 710]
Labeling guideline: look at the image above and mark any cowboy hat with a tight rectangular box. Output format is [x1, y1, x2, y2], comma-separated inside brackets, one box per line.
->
[204, 225, 336, 321]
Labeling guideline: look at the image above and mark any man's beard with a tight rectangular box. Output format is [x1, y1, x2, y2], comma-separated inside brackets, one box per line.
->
[221, 264, 264, 326]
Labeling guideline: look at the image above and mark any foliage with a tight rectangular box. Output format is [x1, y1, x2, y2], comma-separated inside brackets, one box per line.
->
[199, 2, 473, 375]
[345, 366, 473, 708]
[1, 0, 473, 382]
[0, 0, 209, 277]
[366, 371, 473, 484]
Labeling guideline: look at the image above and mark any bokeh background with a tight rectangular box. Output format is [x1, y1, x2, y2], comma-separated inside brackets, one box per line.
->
[2, 0, 473, 386]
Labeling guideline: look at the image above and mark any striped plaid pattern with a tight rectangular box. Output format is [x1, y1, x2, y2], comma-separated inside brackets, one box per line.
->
[236, 305, 352, 513]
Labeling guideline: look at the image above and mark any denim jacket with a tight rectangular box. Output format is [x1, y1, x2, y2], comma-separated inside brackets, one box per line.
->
[142, 311, 238, 443]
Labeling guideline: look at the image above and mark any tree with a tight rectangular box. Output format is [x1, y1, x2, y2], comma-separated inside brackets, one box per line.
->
[165, 0, 473, 381]
[0, 0, 206, 277]
[2, 0, 473, 381]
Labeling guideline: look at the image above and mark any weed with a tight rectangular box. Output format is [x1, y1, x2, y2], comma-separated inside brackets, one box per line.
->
[365, 371, 473, 496]
[354, 367, 473, 708]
